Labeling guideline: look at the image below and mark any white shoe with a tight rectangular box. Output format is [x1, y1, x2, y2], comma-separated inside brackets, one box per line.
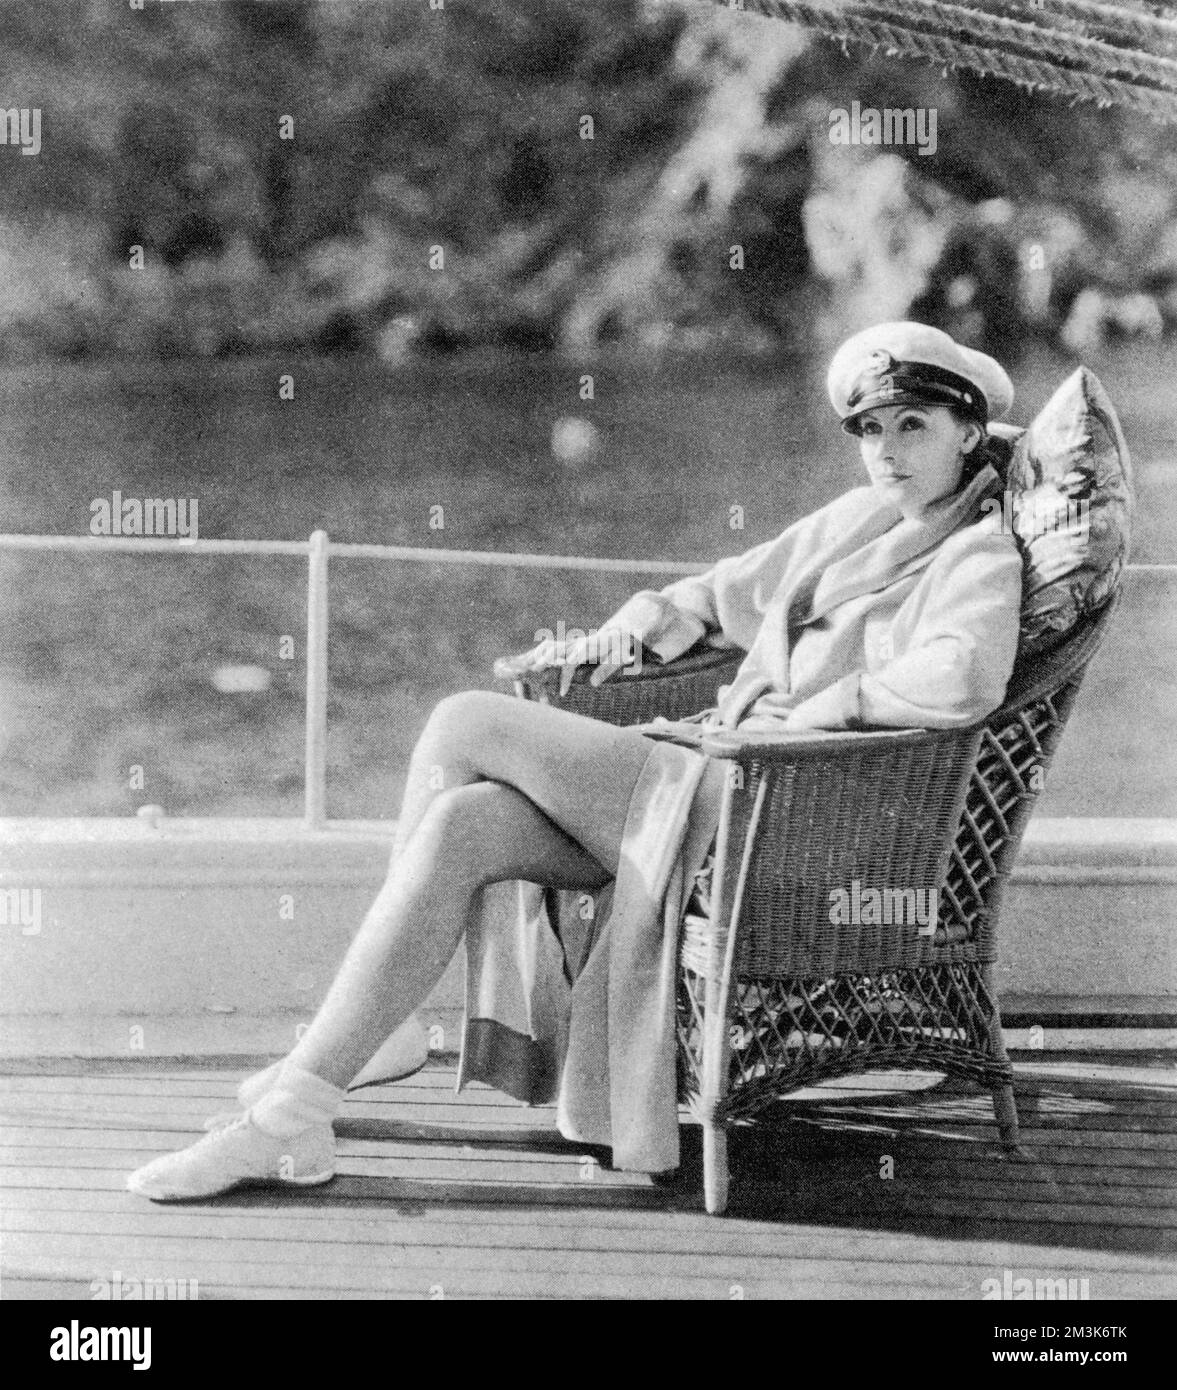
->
[127, 1115, 335, 1202]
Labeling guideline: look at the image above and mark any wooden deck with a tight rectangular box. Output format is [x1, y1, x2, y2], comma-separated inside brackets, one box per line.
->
[2, 1054, 1175, 1300]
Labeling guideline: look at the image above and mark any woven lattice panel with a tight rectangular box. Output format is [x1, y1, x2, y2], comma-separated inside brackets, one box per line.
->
[676, 963, 1011, 1123]
[940, 679, 1083, 959]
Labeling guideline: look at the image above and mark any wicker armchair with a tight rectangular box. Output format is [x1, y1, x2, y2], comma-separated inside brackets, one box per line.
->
[501, 594, 1120, 1213]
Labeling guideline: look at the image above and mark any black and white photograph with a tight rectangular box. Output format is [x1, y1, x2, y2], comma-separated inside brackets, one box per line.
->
[1, 0, 1174, 1330]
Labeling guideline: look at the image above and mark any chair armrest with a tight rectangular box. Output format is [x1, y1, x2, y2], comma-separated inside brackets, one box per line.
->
[494, 643, 746, 726]
[699, 725, 949, 764]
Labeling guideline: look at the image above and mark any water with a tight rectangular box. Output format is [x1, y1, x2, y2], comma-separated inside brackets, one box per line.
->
[1, 344, 1174, 819]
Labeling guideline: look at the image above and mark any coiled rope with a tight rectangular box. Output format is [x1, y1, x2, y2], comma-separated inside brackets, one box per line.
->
[710, 0, 1177, 121]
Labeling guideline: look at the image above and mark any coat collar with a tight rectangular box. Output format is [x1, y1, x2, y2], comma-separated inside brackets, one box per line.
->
[792, 463, 1003, 629]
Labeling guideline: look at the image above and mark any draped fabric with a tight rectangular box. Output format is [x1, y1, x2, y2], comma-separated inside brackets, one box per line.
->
[458, 742, 726, 1172]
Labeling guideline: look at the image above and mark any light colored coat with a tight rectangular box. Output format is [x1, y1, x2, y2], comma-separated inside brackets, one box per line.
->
[616, 465, 1022, 733]
[456, 464, 1022, 1171]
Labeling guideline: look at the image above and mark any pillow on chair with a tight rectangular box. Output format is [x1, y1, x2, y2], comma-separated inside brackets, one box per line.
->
[990, 367, 1132, 656]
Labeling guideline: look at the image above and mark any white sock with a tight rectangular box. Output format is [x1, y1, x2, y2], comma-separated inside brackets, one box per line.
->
[236, 1061, 284, 1109]
[250, 1065, 344, 1138]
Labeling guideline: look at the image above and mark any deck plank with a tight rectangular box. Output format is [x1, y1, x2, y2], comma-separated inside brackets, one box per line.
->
[5, 1126, 1175, 1190]
[2, 1057, 1174, 1300]
[4, 1186, 1174, 1265]
[2, 1143, 1175, 1213]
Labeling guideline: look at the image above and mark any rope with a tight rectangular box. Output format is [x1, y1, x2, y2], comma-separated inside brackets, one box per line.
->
[718, 0, 1177, 120]
[855, 0, 1177, 91]
[992, 0, 1177, 53]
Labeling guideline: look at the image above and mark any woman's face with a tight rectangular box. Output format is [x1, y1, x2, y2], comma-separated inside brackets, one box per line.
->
[855, 403, 981, 516]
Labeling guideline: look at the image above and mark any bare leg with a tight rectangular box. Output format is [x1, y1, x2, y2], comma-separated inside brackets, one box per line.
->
[125, 694, 660, 1201]
[288, 693, 656, 1087]
[389, 690, 652, 870]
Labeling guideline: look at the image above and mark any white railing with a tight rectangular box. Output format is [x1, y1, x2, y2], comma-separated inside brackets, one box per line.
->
[2, 531, 1172, 827]
[0, 531, 713, 827]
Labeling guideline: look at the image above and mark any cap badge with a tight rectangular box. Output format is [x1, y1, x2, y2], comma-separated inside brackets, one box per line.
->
[864, 348, 897, 397]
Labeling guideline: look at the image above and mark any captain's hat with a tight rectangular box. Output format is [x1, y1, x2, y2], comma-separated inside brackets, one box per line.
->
[827, 321, 1014, 435]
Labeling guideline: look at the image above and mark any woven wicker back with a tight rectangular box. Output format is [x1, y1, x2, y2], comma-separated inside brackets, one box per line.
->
[939, 594, 1120, 961]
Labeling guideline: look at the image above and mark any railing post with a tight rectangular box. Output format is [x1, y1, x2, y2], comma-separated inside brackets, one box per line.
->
[305, 529, 329, 828]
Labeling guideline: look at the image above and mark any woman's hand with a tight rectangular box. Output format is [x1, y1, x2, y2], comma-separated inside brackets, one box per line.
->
[496, 627, 641, 696]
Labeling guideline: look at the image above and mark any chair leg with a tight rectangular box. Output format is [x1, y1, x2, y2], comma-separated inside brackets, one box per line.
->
[702, 1120, 729, 1215]
[983, 965, 1031, 1158]
[695, 787, 763, 1217]
[993, 1082, 1019, 1144]
[993, 1083, 1031, 1158]
[700, 1009, 735, 1214]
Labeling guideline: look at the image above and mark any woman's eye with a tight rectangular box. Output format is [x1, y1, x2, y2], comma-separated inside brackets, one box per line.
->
[860, 422, 881, 435]
[900, 417, 924, 431]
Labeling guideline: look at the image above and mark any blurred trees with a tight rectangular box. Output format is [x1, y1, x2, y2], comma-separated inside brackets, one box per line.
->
[0, 0, 1174, 362]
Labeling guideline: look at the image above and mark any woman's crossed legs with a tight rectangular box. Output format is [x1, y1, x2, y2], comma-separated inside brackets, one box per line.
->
[127, 690, 657, 1198]
[285, 690, 656, 1088]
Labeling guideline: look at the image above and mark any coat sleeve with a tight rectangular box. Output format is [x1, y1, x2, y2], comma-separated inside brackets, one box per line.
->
[600, 537, 778, 664]
[784, 528, 1023, 731]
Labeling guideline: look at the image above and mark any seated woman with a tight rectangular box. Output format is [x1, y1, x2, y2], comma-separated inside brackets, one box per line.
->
[128, 321, 1023, 1200]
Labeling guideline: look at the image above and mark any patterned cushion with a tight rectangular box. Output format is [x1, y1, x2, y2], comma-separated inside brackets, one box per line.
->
[997, 368, 1132, 655]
